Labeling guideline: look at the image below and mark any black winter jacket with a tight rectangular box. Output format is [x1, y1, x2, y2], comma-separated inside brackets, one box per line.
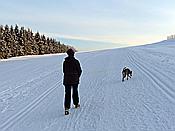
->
[63, 56, 82, 85]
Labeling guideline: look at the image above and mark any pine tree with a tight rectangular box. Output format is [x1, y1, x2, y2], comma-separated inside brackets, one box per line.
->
[0, 24, 73, 59]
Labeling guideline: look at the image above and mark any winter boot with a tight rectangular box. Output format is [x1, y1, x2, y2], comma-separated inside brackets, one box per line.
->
[75, 104, 80, 108]
[65, 108, 69, 115]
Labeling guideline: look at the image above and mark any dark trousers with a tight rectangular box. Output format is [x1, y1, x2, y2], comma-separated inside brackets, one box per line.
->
[64, 84, 79, 109]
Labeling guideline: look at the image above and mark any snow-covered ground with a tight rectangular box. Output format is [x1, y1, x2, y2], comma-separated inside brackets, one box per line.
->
[0, 40, 175, 131]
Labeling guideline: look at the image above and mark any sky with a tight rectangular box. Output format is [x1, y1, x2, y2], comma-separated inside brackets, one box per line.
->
[1, 0, 175, 50]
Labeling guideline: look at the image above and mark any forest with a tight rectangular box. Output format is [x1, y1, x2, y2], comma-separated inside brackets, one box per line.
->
[0, 25, 72, 59]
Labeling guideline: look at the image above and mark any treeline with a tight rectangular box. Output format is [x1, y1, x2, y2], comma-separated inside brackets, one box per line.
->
[167, 35, 175, 40]
[0, 25, 71, 59]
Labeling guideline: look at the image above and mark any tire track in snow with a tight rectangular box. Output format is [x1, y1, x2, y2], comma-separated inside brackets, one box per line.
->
[0, 70, 57, 96]
[128, 50, 175, 103]
[0, 61, 45, 88]
[126, 49, 172, 130]
[129, 51, 175, 130]
[74, 76, 105, 131]
[0, 70, 59, 114]
[0, 81, 61, 131]
[132, 50, 175, 95]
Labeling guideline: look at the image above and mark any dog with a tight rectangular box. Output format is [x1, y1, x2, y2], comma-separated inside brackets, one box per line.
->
[122, 67, 132, 82]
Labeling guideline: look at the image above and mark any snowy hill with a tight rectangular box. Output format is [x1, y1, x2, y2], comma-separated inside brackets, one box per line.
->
[0, 40, 175, 131]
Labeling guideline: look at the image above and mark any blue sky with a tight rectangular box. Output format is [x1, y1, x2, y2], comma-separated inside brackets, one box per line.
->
[1, 0, 175, 50]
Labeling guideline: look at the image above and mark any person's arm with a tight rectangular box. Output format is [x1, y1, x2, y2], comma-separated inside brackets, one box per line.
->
[76, 60, 82, 77]
[63, 61, 65, 74]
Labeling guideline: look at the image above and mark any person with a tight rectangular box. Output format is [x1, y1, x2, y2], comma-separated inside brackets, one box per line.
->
[63, 48, 82, 115]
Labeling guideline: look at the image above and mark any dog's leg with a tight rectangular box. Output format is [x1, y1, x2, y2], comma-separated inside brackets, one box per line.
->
[122, 75, 124, 82]
[122, 72, 125, 82]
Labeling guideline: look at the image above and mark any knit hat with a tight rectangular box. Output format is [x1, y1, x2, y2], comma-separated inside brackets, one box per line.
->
[66, 48, 75, 56]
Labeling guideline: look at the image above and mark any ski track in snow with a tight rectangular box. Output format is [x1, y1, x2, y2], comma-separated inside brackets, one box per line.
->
[128, 50, 175, 103]
[1, 41, 175, 131]
[126, 49, 174, 130]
